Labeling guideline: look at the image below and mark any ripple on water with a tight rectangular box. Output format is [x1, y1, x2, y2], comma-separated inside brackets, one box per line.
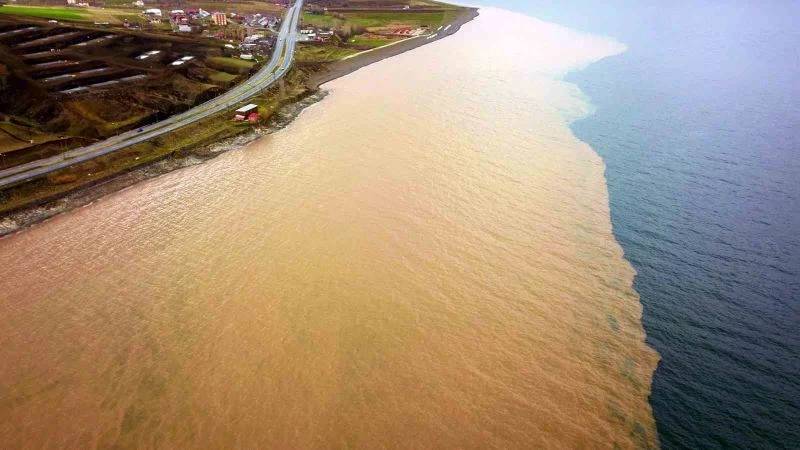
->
[0, 8, 658, 449]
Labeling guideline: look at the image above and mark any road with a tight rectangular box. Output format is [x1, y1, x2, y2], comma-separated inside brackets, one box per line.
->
[0, 0, 304, 189]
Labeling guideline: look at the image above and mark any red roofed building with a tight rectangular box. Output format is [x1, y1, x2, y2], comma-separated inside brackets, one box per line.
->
[212, 12, 227, 26]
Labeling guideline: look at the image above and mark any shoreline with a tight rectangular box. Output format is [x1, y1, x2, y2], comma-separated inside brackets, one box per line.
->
[0, 7, 479, 238]
[307, 7, 478, 90]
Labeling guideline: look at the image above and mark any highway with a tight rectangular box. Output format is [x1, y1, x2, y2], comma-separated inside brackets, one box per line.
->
[0, 0, 304, 189]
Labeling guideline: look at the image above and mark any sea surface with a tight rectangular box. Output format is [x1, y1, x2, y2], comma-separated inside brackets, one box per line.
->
[0, 8, 660, 449]
[480, 0, 800, 448]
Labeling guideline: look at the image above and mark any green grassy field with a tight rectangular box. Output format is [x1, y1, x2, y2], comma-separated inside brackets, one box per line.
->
[344, 0, 455, 7]
[295, 44, 359, 63]
[99, 0, 137, 7]
[206, 56, 256, 74]
[0, 6, 88, 21]
[304, 9, 457, 32]
[342, 11, 453, 29]
[208, 71, 238, 83]
[110, 12, 145, 22]
[301, 13, 341, 28]
[347, 35, 397, 49]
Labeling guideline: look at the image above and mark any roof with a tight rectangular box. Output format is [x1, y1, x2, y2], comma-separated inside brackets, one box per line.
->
[235, 104, 258, 113]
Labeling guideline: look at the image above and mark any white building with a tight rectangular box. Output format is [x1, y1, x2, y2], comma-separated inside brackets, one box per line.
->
[298, 29, 317, 42]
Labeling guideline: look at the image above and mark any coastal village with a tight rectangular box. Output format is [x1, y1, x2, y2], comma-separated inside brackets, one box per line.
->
[0, 0, 469, 213]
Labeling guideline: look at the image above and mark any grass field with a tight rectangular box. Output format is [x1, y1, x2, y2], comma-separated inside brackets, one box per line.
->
[301, 13, 341, 29]
[206, 56, 256, 74]
[347, 35, 398, 49]
[0, 5, 149, 24]
[0, 6, 88, 21]
[208, 71, 238, 83]
[302, 10, 456, 37]
[342, 0, 456, 7]
[99, 0, 138, 7]
[342, 11, 455, 29]
[295, 44, 359, 63]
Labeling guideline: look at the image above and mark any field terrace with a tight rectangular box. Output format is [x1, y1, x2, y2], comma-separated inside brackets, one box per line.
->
[0, 17, 260, 167]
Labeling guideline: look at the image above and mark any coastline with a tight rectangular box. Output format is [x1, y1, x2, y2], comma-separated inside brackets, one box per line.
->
[0, 7, 479, 238]
[307, 7, 478, 89]
[0, 7, 661, 445]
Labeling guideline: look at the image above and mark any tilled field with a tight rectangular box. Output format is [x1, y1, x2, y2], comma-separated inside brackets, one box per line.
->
[0, 18, 259, 166]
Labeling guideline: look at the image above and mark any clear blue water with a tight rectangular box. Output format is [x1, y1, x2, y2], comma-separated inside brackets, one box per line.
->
[480, 1, 800, 447]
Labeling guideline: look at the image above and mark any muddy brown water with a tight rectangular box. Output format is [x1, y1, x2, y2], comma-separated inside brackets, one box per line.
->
[0, 9, 658, 449]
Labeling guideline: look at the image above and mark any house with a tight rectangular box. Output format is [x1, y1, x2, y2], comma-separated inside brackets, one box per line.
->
[211, 12, 227, 26]
[170, 12, 188, 25]
[143, 8, 163, 24]
[234, 104, 258, 121]
[186, 8, 211, 20]
[132, 0, 144, 7]
[298, 28, 316, 42]
[242, 13, 279, 30]
[136, 49, 160, 60]
[177, 24, 191, 32]
[243, 34, 263, 44]
[239, 53, 253, 60]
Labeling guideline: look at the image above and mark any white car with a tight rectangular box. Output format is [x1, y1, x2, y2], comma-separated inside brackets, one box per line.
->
[48, 20, 58, 24]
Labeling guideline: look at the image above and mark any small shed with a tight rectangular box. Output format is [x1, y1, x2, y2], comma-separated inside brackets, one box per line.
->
[234, 104, 258, 120]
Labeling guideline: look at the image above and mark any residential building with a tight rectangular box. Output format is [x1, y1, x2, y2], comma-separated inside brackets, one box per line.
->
[212, 12, 227, 26]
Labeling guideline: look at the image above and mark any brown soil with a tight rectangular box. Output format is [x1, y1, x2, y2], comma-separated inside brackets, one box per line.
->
[0, 17, 246, 163]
